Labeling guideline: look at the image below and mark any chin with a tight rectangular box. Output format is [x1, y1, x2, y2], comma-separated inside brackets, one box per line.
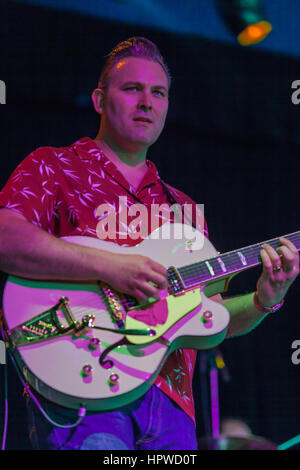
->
[127, 135, 156, 148]
[120, 129, 161, 150]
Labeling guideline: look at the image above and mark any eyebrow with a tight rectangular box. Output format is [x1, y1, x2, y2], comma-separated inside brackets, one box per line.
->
[121, 81, 168, 92]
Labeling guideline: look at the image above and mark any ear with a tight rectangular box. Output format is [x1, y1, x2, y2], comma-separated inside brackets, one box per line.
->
[92, 88, 105, 115]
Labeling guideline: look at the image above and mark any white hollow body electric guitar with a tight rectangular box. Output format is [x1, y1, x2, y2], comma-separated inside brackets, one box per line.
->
[2, 223, 300, 412]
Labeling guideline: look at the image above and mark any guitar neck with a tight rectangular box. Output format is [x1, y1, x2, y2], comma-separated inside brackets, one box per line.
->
[178, 231, 300, 289]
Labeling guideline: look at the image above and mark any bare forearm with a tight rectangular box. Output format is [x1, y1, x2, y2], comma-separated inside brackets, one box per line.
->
[0, 209, 169, 301]
[223, 292, 269, 338]
[0, 216, 109, 281]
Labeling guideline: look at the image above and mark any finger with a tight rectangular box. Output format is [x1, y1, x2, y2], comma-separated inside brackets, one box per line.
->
[260, 248, 274, 273]
[132, 288, 149, 303]
[132, 276, 162, 300]
[141, 280, 162, 299]
[150, 260, 168, 278]
[260, 248, 283, 279]
[133, 284, 161, 303]
[277, 245, 296, 263]
[262, 244, 282, 269]
[143, 261, 168, 289]
[277, 245, 299, 273]
[147, 271, 168, 290]
[278, 237, 299, 255]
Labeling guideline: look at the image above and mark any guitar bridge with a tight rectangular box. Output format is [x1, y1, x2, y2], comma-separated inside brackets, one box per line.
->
[99, 281, 139, 324]
[8, 297, 78, 347]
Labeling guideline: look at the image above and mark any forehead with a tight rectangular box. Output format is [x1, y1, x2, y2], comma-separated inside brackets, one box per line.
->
[107, 57, 169, 88]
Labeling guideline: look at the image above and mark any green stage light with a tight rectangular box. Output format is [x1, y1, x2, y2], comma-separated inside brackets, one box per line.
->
[216, 0, 272, 46]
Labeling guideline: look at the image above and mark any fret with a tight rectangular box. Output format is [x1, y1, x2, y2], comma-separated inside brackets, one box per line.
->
[205, 260, 215, 277]
[180, 261, 210, 287]
[237, 251, 247, 266]
[178, 230, 300, 289]
[208, 257, 227, 277]
[217, 256, 227, 274]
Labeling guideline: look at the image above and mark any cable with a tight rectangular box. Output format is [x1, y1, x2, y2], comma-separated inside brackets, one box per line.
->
[1, 361, 8, 450]
[277, 434, 300, 450]
[7, 350, 86, 430]
[0, 323, 8, 451]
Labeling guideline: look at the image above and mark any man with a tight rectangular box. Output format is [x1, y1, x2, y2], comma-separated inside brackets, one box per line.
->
[0, 37, 298, 450]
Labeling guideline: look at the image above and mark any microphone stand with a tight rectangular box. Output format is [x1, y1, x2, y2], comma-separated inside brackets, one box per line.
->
[198, 348, 231, 449]
[209, 350, 220, 440]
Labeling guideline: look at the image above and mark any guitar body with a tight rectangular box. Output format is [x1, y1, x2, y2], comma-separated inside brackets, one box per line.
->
[2, 223, 230, 411]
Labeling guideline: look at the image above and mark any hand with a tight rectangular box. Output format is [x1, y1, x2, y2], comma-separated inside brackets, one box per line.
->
[256, 237, 299, 307]
[101, 253, 168, 303]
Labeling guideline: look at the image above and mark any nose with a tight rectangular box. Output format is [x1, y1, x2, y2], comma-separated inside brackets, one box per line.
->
[138, 90, 152, 111]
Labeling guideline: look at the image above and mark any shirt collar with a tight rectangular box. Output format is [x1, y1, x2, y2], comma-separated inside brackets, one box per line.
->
[73, 136, 161, 192]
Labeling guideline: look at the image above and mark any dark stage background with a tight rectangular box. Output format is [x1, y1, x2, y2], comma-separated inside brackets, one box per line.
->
[0, 0, 299, 450]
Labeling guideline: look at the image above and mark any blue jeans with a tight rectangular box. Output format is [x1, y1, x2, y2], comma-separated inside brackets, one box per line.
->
[26, 386, 197, 450]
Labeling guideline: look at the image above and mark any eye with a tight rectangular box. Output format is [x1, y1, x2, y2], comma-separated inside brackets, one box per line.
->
[124, 86, 138, 92]
[152, 89, 166, 97]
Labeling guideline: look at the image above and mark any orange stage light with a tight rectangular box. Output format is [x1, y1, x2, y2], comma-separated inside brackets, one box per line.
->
[238, 20, 272, 46]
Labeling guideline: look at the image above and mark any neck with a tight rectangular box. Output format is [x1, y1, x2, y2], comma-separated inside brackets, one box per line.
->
[94, 134, 147, 168]
[176, 230, 300, 290]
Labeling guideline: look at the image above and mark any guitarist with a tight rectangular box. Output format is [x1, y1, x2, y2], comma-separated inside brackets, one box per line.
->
[0, 37, 298, 450]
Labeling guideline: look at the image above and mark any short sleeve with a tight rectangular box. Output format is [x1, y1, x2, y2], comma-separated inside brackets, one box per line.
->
[0, 147, 59, 234]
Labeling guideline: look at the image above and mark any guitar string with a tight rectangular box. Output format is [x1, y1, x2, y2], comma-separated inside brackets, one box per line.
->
[179, 232, 300, 282]
[184, 236, 300, 270]
[29, 232, 300, 324]
[180, 249, 299, 284]
[46, 247, 263, 322]
[180, 231, 300, 274]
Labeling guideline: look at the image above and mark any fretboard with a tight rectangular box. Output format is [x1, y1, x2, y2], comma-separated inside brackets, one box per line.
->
[178, 231, 300, 288]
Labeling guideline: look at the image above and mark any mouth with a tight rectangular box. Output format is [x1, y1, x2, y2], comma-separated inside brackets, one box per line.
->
[133, 117, 153, 124]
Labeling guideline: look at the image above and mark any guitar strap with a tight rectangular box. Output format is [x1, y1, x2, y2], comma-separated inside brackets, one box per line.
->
[0, 308, 4, 329]
[159, 179, 197, 230]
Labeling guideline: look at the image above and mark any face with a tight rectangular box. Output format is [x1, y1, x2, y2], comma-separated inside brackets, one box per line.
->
[94, 57, 169, 153]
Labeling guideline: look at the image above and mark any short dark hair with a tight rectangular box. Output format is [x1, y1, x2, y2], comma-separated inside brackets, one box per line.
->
[98, 37, 171, 91]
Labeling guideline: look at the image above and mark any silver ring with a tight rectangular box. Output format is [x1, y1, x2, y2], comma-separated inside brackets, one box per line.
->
[273, 265, 281, 273]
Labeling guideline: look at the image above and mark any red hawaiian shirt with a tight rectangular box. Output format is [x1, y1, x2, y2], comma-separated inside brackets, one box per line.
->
[0, 137, 208, 424]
